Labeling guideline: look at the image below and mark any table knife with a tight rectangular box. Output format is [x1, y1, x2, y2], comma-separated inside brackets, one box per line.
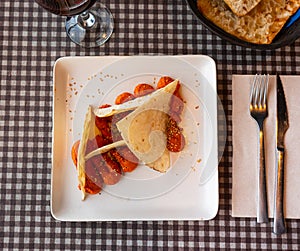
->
[274, 75, 289, 235]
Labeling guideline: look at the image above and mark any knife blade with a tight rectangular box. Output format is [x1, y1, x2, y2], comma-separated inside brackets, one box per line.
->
[274, 75, 289, 235]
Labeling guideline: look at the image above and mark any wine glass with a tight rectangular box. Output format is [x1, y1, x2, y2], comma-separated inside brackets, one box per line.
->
[35, 0, 114, 48]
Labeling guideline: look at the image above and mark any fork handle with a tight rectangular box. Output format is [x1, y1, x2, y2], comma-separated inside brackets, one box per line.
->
[257, 128, 269, 223]
[273, 149, 286, 235]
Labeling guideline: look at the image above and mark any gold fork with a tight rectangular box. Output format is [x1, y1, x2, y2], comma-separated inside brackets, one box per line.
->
[250, 74, 269, 223]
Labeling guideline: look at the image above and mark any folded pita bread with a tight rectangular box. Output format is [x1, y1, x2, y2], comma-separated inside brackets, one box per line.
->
[224, 0, 262, 17]
[76, 105, 94, 200]
[197, 0, 300, 44]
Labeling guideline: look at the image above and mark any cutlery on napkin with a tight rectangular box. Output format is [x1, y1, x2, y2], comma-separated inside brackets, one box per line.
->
[232, 75, 300, 219]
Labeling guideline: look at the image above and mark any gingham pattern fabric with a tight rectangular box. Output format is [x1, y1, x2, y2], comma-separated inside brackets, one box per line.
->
[1, 0, 300, 249]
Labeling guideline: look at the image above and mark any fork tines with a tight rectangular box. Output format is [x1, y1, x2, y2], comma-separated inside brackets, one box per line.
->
[250, 74, 269, 111]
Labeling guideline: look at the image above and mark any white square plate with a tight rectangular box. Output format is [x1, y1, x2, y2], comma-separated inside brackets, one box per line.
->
[51, 56, 219, 221]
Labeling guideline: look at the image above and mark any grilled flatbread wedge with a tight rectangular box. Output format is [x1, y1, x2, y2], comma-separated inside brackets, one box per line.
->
[116, 80, 178, 172]
[224, 0, 262, 17]
[197, 0, 300, 44]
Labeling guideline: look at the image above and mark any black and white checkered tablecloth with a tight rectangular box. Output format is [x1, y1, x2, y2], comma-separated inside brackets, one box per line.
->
[1, 0, 300, 249]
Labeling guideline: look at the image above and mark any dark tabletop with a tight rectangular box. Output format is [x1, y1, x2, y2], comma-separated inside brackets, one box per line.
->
[1, 0, 300, 250]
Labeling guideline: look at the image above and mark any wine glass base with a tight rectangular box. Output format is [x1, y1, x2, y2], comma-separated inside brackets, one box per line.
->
[65, 2, 114, 48]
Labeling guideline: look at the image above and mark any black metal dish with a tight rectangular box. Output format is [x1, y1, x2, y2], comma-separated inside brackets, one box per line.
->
[186, 0, 300, 50]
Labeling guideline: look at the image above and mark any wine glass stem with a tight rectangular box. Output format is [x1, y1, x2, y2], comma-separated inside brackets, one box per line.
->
[78, 12, 96, 29]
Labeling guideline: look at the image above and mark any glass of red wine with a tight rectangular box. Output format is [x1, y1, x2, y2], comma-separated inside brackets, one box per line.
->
[35, 0, 114, 48]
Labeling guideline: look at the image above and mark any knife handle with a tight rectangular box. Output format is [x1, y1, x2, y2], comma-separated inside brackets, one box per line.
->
[273, 149, 286, 235]
[257, 128, 268, 223]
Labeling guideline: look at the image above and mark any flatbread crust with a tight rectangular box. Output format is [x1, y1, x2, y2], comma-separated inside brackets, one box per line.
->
[224, 0, 262, 17]
[197, 0, 300, 44]
[77, 105, 94, 200]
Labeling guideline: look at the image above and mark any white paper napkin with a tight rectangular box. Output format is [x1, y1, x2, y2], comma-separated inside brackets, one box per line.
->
[232, 75, 300, 219]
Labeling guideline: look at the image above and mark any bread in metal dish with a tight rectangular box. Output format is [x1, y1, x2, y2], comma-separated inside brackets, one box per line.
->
[197, 0, 300, 44]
